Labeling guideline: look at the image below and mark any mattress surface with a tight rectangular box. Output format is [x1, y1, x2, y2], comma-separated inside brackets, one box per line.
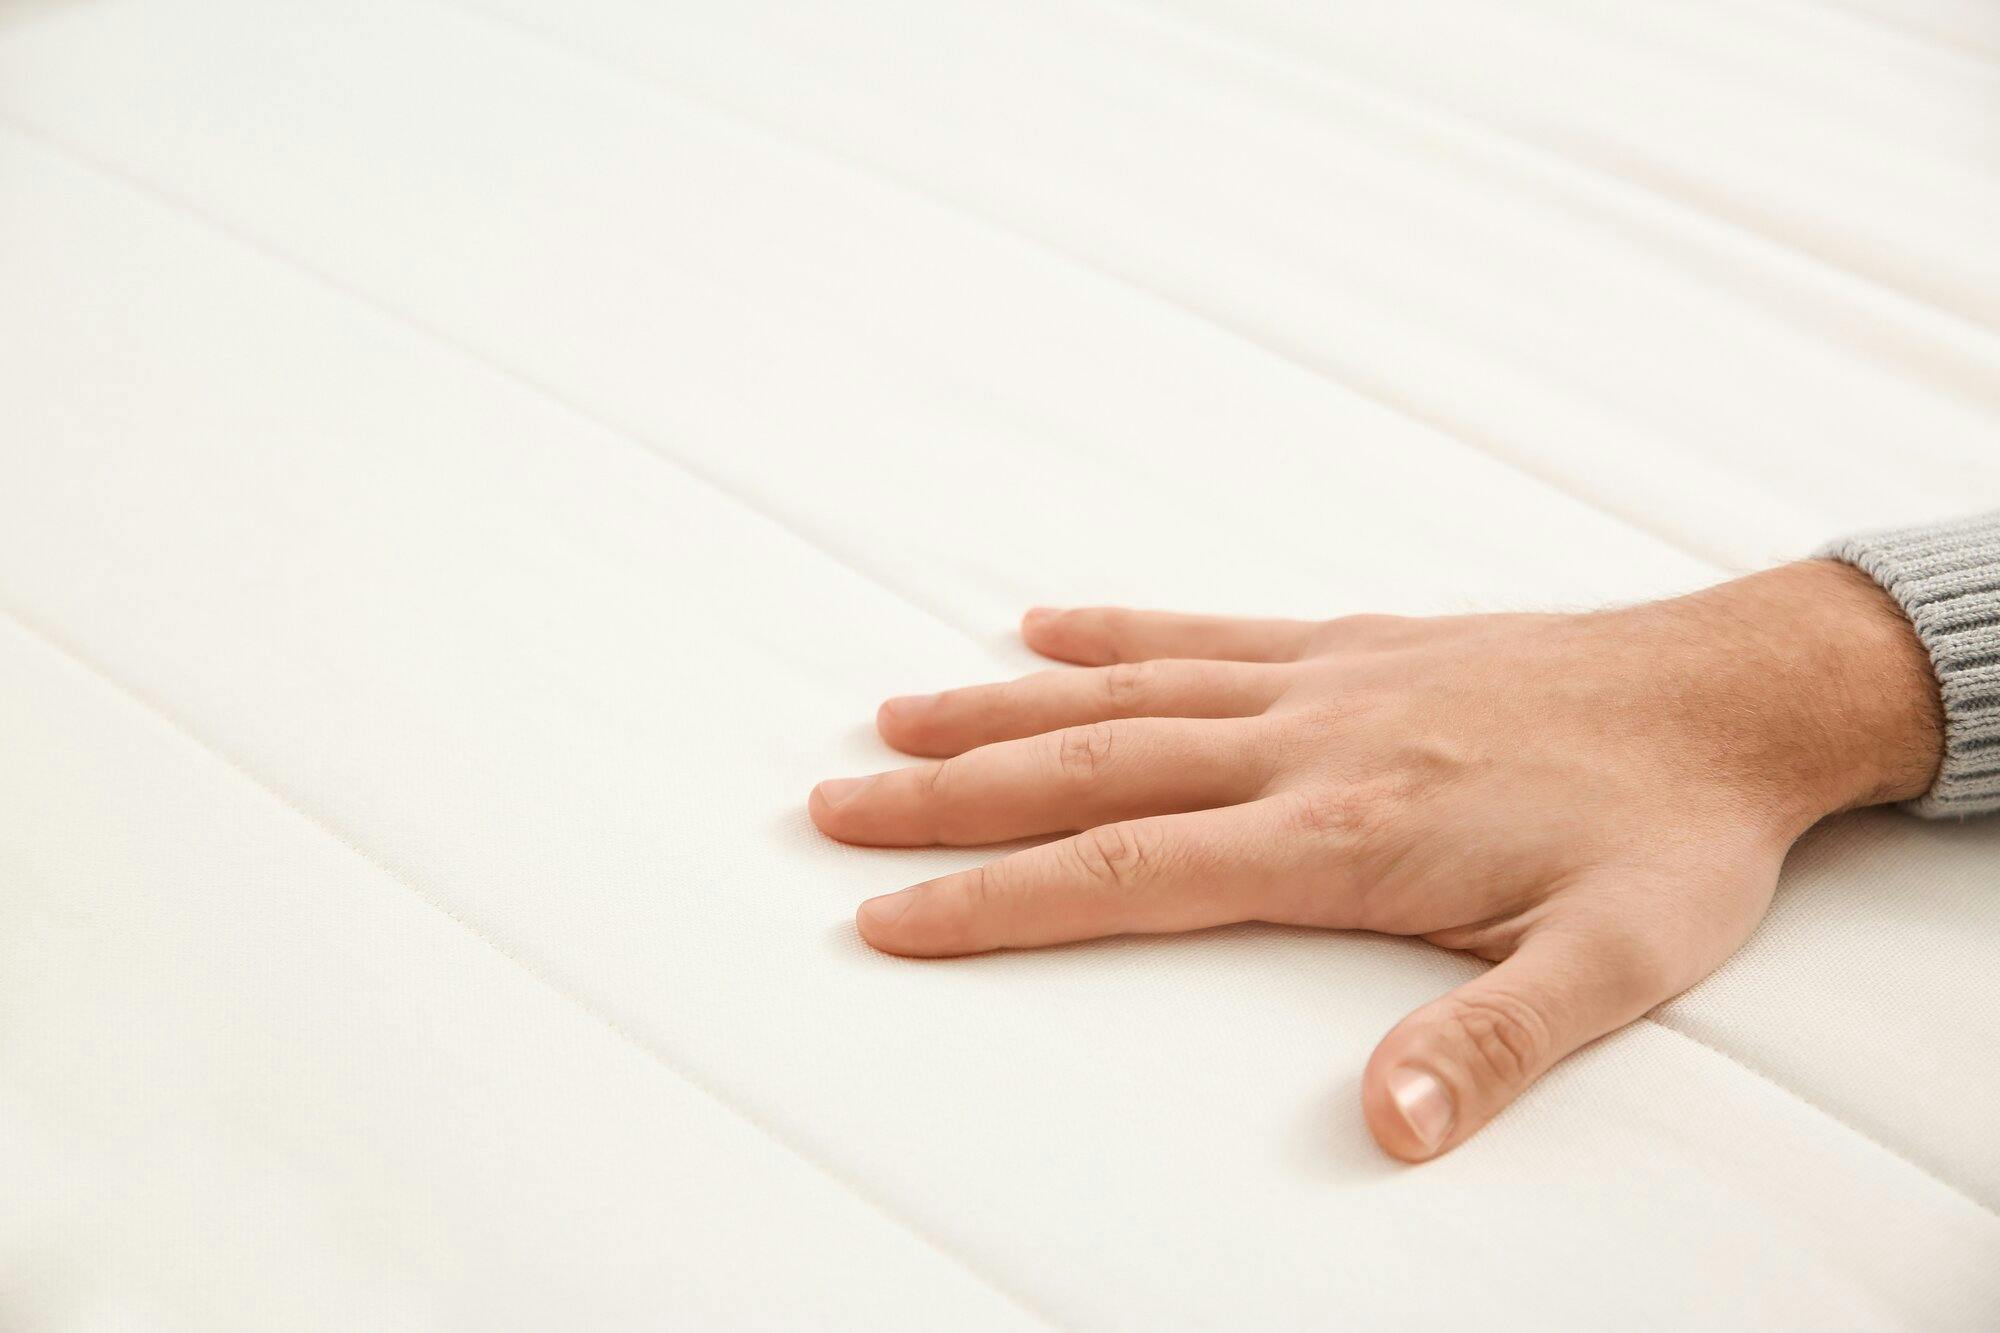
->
[2, 1, 1996, 1327]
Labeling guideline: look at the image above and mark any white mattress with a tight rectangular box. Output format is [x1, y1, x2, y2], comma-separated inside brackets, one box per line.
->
[2, 1, 1997, 1327]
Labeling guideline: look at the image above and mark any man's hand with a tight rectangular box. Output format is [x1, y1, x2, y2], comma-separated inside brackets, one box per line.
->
[809, 562, 1943, 1160]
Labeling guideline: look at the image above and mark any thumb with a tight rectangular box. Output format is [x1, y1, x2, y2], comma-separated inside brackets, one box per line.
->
[1362, 924, 1669, 1162]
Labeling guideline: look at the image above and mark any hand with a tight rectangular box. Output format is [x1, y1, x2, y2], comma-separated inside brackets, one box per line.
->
[809, 561, 1942, 1160]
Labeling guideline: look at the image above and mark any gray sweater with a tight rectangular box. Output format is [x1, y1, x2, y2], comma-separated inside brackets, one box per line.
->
[1825, 509, 2000, 817]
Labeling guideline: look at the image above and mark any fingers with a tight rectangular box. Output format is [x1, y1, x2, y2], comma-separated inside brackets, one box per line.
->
[1361, 921, 1673, 1162]
[877, 659, 1291, 758]
[1023, 606, 1317, 665]
[855, 802, 1287, 956]
[812, 718, 1273, 847]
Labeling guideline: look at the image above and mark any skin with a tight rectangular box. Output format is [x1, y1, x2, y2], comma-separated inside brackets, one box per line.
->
[808, 560, 1944, 1161]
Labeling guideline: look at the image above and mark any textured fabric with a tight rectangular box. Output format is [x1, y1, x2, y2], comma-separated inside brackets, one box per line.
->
[3, 2, 2000, 1329]
[1825, 511, 2000, 817]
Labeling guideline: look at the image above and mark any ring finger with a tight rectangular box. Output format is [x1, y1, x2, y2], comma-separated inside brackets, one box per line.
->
[811, 717, 1275, 847]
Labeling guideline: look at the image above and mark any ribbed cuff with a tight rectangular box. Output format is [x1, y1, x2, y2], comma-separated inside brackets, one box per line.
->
[1821, 510, 2000, 818]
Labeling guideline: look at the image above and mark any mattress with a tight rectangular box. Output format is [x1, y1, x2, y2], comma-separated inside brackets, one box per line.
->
[2, 0, 1996, 1327]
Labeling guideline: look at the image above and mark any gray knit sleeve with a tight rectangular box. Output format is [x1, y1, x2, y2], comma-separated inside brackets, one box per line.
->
[1821, 510, 2000, 818]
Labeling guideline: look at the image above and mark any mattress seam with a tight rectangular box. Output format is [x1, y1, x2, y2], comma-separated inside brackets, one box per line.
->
[454, 0, 2000, 563]
[1777, 0, 2000, 67]
[1643, 1012, 2000, 1221]
[8, 1, 1797, 582]
[439, 0, 1734, 574]
[1117, 0, 2000, 342]
[0, 118, 1000, 664]
[0, 598, 1069, 1333]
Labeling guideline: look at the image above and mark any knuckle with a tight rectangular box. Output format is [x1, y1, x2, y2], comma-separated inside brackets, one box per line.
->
[1069, 821, 1152, 890]
[913, 760, 966, 840]
[1054, 721, 1118, 781]
[927, 864, 1001, 953]
[1436, 992, 1550, 1086]
[1272, 692, 1373, 752]
[1099, 660, 1156, 709]
[957, 862, 1002, 911]
[1282, 784, 1393, 844]
[913, 760, 976, 843]
[916, 757, 957, 805]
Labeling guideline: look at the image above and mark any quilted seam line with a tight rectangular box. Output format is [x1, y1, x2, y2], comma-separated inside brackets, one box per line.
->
[0, 44, 1725, 652]
[441, 0, 1740, 576]
[460, 0, 2000, 503]
[0, 600, 1070, 1333]
[1769, 0, 2000, 68]
[1115, 0, 2000, 355]
[11, 0, 1780, 582]
[452, 0, 2000, 580]
[0, 119, 1004, 672]
[1643, 1013, 2000, 1223]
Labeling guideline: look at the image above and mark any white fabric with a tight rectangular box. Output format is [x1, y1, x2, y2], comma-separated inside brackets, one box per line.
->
[0, 1, 1995, 1327]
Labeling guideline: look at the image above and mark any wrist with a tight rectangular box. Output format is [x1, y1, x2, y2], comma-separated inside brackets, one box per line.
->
[1821, 512, 2000, 818]
[1713, 560, 1943, 822]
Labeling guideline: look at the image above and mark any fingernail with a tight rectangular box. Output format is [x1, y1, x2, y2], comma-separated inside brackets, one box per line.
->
[860, 887, 918, 927]
[880, 693, 937, 719]
[815, 776, 873, 808]
[1387, 1066, 1454, 1154]
[1024, 606, 1058, 626]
